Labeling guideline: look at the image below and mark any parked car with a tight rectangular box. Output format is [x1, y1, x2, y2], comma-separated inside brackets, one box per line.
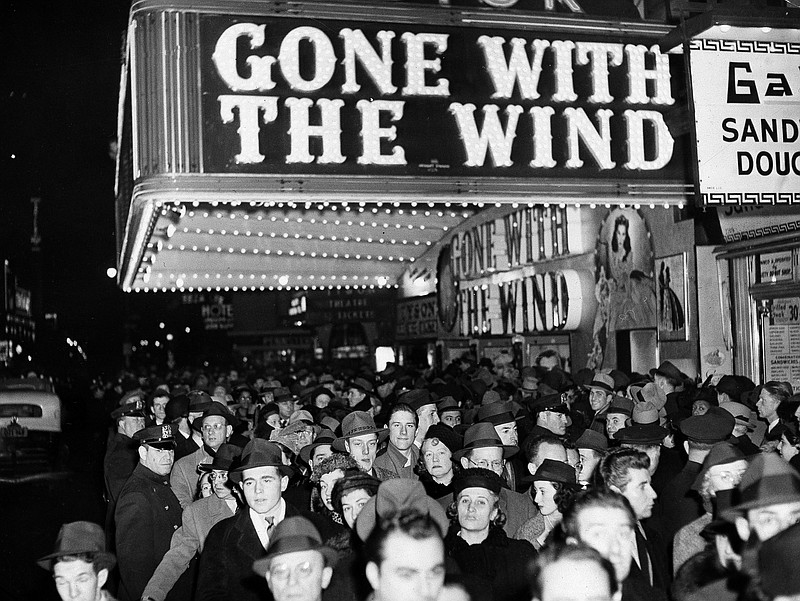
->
[0, 377, 64, 468]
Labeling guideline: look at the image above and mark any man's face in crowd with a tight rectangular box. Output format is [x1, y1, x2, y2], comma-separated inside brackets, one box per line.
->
[314, 393, 331, 409]
[277, 400, 294, 420]
[461, 446, 504, 476]
[347, 388, 366, 408]
[310, 444, 333, 468]
[211, 469, 234, 500]
[706, 460, 748, 494]
[266, 413, 282, 430]
[604, 413, 627, 440]
[240, 466, 287, 515]
[615, 468, 657, 520]
[738, 500, 800, 542]
[152, 396, 169, 422]
[365, 531, 446, 601]
[389, 410, 417, 452]
[494, 420, 518, 447]
[537, 559, 615, 601]
[139, 443, 175, 476]
[578, 448, 602, 483]
[692, 400, 711, 416]
[345, 433, 379, 472]
[574, 506, 635, 583]
[440, 410, 461, 428]
[201, 415, 230, 450]
[589, 390, 612, 413]
[120, 415, 145, 438]
[53, 559, 108, 601]
[416, 404, 440, 435]
[756, 390, 781, 422]
[538, 410, 568, 436]
[265, 549, 332, 601]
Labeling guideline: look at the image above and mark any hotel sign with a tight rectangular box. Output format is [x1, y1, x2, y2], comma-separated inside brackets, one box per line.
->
[201, 15, 683, 181]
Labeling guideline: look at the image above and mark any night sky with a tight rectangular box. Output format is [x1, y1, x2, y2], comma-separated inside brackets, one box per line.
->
[3, 1, 131, 368]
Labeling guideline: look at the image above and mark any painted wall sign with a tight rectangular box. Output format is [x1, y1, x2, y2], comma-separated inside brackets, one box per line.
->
[759, 251, 794, 283]
[689, 36, 800, 205]
[200, 16, 683, 180]
[716, 205, 800, 243]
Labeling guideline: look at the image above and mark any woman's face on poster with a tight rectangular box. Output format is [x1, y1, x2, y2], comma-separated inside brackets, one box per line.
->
[614, 223, 627, 248]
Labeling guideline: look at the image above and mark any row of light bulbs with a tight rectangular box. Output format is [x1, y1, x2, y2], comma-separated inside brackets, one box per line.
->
[127, 284, 401, 293]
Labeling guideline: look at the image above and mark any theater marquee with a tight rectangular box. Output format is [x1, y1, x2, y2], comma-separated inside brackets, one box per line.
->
[202, 15, 682, 180]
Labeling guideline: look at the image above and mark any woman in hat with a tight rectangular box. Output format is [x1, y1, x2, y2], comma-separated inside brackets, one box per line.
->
[419, 423, 463, 499]
[196, 471, 213, 500]
[517, 459, 579, 550]
[309, 453, 360, 528]
[331, 472, 381, 530]
[444, 468, 536, 601]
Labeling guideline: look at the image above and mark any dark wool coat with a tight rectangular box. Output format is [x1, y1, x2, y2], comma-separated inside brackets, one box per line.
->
[115, 463, 190, 601]
[444, 525, 536, 601]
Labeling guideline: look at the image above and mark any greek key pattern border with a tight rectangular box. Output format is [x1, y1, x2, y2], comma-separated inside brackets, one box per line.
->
[704, 192, 800, 205]
[723, 220, 800, 242]
[690, 39, 800, 54]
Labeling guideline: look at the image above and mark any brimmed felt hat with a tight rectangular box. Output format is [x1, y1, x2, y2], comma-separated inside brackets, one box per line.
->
[587, 373, 615, 394]
[631, 401, 661, 426]
[649, 361, 685, 383]
[423, 423, 463, 454]
[691, 442, 745, 491]
[615, 423, 668, 445]
[37, 521, 115, 571]
[437, 396, 462, 415]
[482, 390, 502, 405]
[319, 416, 340, 434]
[191, 402, 239, 432]
[758, 521, 800, 598]
[188, 390, 214, 413]
[403, 388, 437, 412]
[477, 402, 516, 426]
[452, 422, 518, 462]
[298, 429, 337, 466]
[133, 424, 176, 448]
[719, 401, 756, 431]
[715, 375, 755, 403]
[306, 387, 335, 403]
[331, 472, 381, 517]
[452, 467, 506, 496]
[632, 382, 666, 412]
[680, 406, 734, 444]
[520, 367, 541, 392]
[252, 517, 338, 575]
[273, 387, 296, 404]
[198, 443, 242, 472]
[349, 377, 374, 395]
[609, 369, 631, 392]
[721, 453, 800, 519]
[288, 410, 314, 426]
[575, 429, 608, 453]
[355, 479, 449, 541]
[332, 411, 389, 452]
[165, 394, 190, 423]
[607, 395, 634, 417]
[229, 439, 293, 482]
[530, 459, 580, 487]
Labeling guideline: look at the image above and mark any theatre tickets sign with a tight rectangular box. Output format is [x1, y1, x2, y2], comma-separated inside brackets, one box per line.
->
[201, 15, 683, 180]
[689, 36, 800, 205]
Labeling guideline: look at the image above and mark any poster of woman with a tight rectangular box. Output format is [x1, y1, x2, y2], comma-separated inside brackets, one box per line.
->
[589, 209, 656, 368]
[657, 253, 688, 341]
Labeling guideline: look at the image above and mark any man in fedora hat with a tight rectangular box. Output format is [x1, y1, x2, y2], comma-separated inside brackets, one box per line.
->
[164, 394, 199, 461]
[252, 517, 337, 601]
[721, 452, 800, 543]
[586, 373, 616, 433]
[196, 439, 329, 601]
[332, 411, 396, 481]
[171, 403, 237, 509]
[374, 403, 420, 480]
[345, 377, 375, 412]
[402, 388, 440, 446]
[477, 401, 526, 491]
[437, 396, 462, 429]
[38, 521, 117, 601]
[650, 361, 692, 423]
[115, 425, 192, 601]
[141, 443, 242, 601]
[443, 422, 538, 537]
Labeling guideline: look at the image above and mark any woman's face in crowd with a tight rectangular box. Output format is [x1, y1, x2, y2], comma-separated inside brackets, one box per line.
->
[533, 480, 559, 516]
[319, 469, 345, 511]
[422, 438, 453, 478]
[341, 488, 373, 528]
[778, 435, 800, 461]
[457, 487, 497, 533]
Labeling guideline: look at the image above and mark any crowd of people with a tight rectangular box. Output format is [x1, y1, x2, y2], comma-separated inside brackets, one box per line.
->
[38, 353, 800, 601]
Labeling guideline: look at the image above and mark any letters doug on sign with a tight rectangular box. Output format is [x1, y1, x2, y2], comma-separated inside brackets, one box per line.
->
[202, 17, 680, 179]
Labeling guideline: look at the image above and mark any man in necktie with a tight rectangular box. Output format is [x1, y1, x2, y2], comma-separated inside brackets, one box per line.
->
[599, 447, 669, 593]
[195, 440, 330, 601]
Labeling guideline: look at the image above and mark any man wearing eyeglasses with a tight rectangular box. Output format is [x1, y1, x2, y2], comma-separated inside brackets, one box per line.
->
[116, 425, 192, 601]
[252, 517, 336, 601]
[141, 444, 241, 601]
[170, 403, 237, 509]
[444, 423, 538, 538]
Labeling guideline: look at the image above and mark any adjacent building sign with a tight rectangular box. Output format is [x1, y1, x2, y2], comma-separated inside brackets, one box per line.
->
[759, 251, 794, 283]
[716, 205, 800, 242]
[689, 36, 800, 205]
[201, 16, 683, 180]
[397, 295, 438, 340]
